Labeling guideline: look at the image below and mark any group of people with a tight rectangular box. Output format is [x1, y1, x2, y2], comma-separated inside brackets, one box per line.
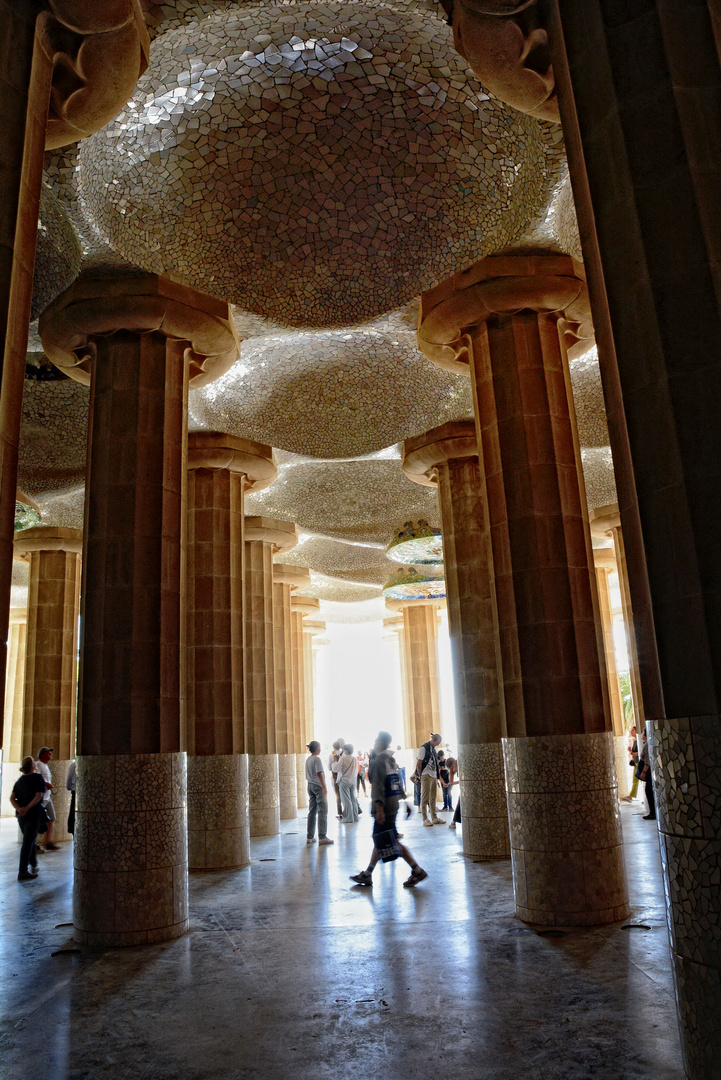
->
[9, 747, 76, 882]
[410, 732, 459, 827]
[622, 725, 656, 820]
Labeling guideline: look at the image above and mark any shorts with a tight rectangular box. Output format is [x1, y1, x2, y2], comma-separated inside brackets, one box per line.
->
[372, 811, 397, 839]
[44, 799, 56, 822]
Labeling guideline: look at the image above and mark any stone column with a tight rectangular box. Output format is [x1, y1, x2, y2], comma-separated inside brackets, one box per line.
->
[186, 433, 276, 869]
[39, 273, 238, 945]
[403, 420, 508, 860]
[305, 618, 327, 746]
[419, 254, 629, 926]
[14, 526, 82, 841]
[273, 565, 311, 818]
[0, 3, 147, 755]
[593, 547, 630, 799]
[383, 615, 413, 751]
[1, 608, 27, 816]
[386, 598, 442, 749]
[244, 517, 297, 837]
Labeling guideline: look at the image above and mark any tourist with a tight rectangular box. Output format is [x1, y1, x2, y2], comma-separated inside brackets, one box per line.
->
[34, 746, 58, 851]
[438, 751, 452, 811]
[441, 754, 455, 812]
[350, 731, 427, 888]
[328, 739, 344, 819]
[621, 726, 640, 803]
[395, 745, 406, 790]
[66, 759, 76, 835]
[306, 742, 334, 846]
[417, 732, 444, 826]
[357, 753, 367, 796]
[10, 757, 46, 882]
[334, 742, 360, 823]
[637, 730, 656, 821]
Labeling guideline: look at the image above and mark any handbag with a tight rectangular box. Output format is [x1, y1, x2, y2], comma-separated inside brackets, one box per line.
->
[635, 762, 649, 782]
[373, 828, 401, 862]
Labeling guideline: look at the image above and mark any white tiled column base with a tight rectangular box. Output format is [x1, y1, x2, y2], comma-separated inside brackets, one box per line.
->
[73, 752, 188, 946]
[187, 754, 249, 870]
[296, 754, 308, 809]
[249, 754, 280, 837]
[458, 742, 510, 861]
[278, 753, 298, 820]
[614, 734, 632, 799]
[503, 732, 630, 927]
[649, 716, 721, 1080]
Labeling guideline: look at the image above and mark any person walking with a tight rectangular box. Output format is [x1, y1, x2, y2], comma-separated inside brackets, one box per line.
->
[350, 731, 427, 888]
[10, 758, 46, 881]
[306, 742, 334, 846]
[34, 747, 58, 851]
[637, 730, 656, 821]
[334, 743, 360, 823]
[356, 753, 367, 797]
[417, 733, 443, 826]
[328, 739, 344, 819]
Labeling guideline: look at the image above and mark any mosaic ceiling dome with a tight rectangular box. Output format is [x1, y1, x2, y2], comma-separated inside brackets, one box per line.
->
[32, 184, 83, 322]
[189, 327, 473, 456]
[244, 458, 440, 544]
[78, 1, 554, 326]
[277, 533, 396, 586]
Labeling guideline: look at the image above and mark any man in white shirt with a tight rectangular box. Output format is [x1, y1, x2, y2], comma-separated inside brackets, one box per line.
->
[34, 747, 58, 850]
[417, 733, 443, 826]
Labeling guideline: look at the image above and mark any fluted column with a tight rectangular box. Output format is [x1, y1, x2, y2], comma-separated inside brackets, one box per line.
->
[281, 569, 312, 809]
[386, 598, 442, 749]
[14, 526, 82, 841]
[1, 608, 27, 817]
[0, 2, 147, 756]
[419, 254, 628, 926]
[383, 616, 412, 751]
[273, 565, 310, 816]
[244, 517, 297, 837]
[404, 421, 508, 860]
[304, 618, 326, 746]
[291, 596, 321, 747]
[593, 547, 630, 799]
[39, 273, 239, 946]
[186, 434, 275, 869]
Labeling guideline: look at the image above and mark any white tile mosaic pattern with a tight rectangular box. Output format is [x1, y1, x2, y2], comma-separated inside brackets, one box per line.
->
[78, 2, 556, 327]
[187, 753, 250, 869]
[248, 753, 281, 836]
[189, 327, 473, 457]
[32, 184, 83, 321]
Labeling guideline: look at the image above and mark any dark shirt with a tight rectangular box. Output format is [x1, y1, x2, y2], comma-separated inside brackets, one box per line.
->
[12, 773, 45, 818]
[439, 763, 450, 784]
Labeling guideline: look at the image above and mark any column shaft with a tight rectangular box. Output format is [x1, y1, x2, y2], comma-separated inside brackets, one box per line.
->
[595, 560, 631, 800]
[1, 610, 26, 816]
[0, 7, 52, 721]
[611, 525, 645, 728]
[186, 465, 248, 869]
[552, 8, 721, 1070]
[291, 608, 307, 808]
[402, 603, 441, 748]
[75, 329, 188, 945]
[437, 455, 508, 860]
[274, 581, 297, 819]
[244, 538, 279, 837]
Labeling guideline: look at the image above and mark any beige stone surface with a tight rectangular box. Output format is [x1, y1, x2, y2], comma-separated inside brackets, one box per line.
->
[248, 754, 280, 839]
[187, 753, 249, 871]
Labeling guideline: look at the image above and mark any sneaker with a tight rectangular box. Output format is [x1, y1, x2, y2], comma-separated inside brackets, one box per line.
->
[403, 867, 428, 888]
[643, 814, 657, 821]
[319, 837, 334, 846]
[44, 842, 60, 851]
[306, 837, 316, 844]
[396, 833, 404, 839]
[431, 819, 443, 825]
[18, 871, 36, 882]
[35, 846, 46, 854]
[350, 870, 373, 886]
[449, 822, 457, 830]
[423, 820, 434, 827]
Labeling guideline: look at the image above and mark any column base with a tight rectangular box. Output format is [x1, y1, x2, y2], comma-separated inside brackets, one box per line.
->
[73, 753, 188, 947]
[278, 753, 298, 820]
[457, 743, 510, 861]
[613, 734, 632, 800]
[503, 732, 630, 927]
[187, 754, 249, 870]
[649, 716, 721, 1080]
[296, 754, 308, 809]
[249, 754, 280, 837]
[47, 759, 74, 842]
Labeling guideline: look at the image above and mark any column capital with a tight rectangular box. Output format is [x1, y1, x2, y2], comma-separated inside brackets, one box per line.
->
[402, 420, 478, 488]
[245, 517, 298, 555]
[593, 548, 617, 572]
[39, 273, 239, 388]
[291, 595, 320, 618]
[14, 526, 83, 556]
[589, 503, 621, 538]
[274, 564, 310, 589]
[383, 615, 404, 630]
[303, 619, 326, 637]
[385, 597, 444, 614]
[418, 254, 593, 374]
[40, 0, 149, 150]
[187, 432, 276, 493]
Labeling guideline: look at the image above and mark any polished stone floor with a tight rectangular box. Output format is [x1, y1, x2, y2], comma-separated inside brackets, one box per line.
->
[0, 799, 683, 1080]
